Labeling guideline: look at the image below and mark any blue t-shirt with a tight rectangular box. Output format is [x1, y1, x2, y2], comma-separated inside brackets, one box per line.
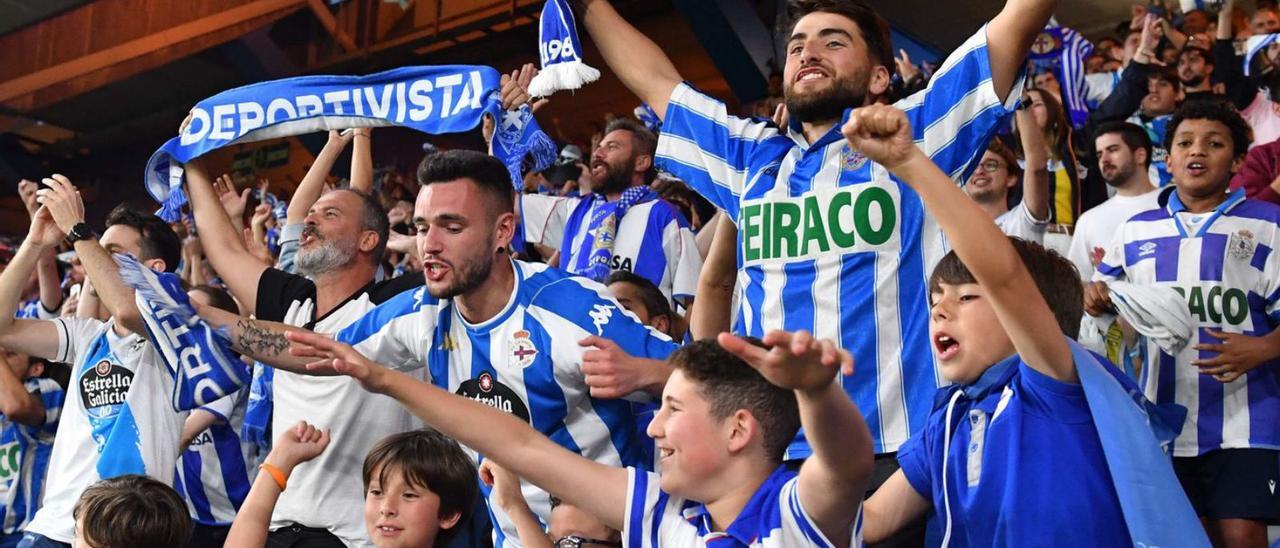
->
[897, 355, 1130, 546]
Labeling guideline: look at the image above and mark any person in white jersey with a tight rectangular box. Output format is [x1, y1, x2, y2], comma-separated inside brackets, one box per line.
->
[519, 118, 702, 308]
[1067, 121, 1161, 281]
[0, 177, 187, 548]
[182, 151, 427, 548]
[195, 150, 681, 548]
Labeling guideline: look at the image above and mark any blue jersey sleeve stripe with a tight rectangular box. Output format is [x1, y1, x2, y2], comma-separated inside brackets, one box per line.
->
[334, 286, 428, 346]
[657, 132, 748, 194]
[1095, 262, 1125, 279]
[924, 101, 1010, 182]
[626, 468, 647, 548]
[786, 479, 836, 547]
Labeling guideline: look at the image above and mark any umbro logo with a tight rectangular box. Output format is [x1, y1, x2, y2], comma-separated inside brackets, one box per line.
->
[1138, 242, 1158, 256]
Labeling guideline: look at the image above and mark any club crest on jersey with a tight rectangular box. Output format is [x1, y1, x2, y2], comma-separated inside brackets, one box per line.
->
[591, 216, 617, 250]
[841, 145, 868, 172]
[1228, 229, 1255, 261]
[508, 330, 538, 368]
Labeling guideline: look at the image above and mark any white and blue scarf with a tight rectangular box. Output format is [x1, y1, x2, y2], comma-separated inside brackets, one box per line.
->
[1027, 22, 1093, 129]
[145, 65, 554, 221]
[527, 0, 600, 97]
[114, 254, 249, 411]
[1245, 33, 1280, 77]
[571, 185, 657, 281]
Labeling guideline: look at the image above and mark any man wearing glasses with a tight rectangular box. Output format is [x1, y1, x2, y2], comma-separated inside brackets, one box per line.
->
[963, 138, 1050, 245]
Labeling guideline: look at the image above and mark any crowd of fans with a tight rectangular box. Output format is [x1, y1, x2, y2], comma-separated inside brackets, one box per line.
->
[0, 0, 1278, 547]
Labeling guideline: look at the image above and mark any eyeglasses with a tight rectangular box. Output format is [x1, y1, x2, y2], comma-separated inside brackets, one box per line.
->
[554, 536, 623, 548]
[978, 160, 1006, 173]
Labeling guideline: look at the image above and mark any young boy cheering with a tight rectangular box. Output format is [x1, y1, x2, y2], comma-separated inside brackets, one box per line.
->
[1088, 100, 1280, 547]
[841, 104, 1205, 546]
[284, 330, 872, 547]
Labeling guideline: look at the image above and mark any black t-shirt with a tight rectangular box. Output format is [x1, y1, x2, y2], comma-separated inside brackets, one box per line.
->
[255, 268, 425, 329]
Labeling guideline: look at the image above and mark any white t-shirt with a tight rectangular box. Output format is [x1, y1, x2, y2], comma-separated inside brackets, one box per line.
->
[1067, 190, 1162, 281]
[995, 203, 1048, 244]
[255, 269, 425, 547]
[26, 318, 185, 543]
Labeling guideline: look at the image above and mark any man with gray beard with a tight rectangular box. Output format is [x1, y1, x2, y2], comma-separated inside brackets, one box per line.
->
[184, 154, 425, 547]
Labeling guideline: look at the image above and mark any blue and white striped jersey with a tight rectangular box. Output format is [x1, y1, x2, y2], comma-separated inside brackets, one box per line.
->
[175, 387, 252, 526]
[335, 259, 679, 547]
[0, 378, 62, 535]
[1095, 187, 1280, 456]
[655, 26, 1020, 455]
[26, 318, 186, 543]
[521, 195, 702, 304]
[1128, 113, 1174, 187]
[623, 465, 862, 548]
[14, 299, 56, 320]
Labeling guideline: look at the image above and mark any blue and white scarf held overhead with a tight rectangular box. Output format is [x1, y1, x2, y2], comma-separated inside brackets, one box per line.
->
[146, 65, 555, 221]
[527, 0, 601, 97]
[1027, 22, 1093, 129]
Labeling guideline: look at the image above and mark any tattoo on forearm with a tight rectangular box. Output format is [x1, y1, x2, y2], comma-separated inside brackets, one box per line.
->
[235, 319, 291, 357]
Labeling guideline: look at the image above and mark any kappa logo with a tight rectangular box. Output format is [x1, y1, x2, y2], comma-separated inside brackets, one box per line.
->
[588, 304, 614, 335]
[1139, 242, 1158, 256]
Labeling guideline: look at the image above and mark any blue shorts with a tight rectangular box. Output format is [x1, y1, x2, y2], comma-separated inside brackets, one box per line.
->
[1173, 448, 1280, 523]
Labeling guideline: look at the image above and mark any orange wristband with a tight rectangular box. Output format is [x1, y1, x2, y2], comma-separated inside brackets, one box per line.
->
[259, 463, 288, 491]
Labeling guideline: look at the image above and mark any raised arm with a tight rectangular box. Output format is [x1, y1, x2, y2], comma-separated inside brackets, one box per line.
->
[689, 213, 737, 340]
[19, 181, 63, 315]
[349, 128, 373, 193]
[184, 159, 270, 311]
[192, 302, 329, 375]
[985, 0, 1060, 103]
[843, 105, 1074, 382]
[719, 330, 870, 545]
[579, 0, 682, 117]
[1014, 108, 1050, 221]
[0, 207, 67, 360]
[286, 332, 632, 530]
[37, 175, 147, 337]
[288, 130, 354, 225]
[226, 421, 330, 548]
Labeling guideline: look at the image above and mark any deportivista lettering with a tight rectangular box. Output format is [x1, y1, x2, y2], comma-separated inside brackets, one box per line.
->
[739, 185, 900, 263]
[1170, 286, 1250, 325]
[180, 70, 487, 146]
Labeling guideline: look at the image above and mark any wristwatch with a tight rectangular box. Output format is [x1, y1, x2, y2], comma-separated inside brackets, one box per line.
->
[66, 222, 96, 244]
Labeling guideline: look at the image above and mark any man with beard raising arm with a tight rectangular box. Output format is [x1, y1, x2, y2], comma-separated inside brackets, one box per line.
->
[577, 0, 1057, 521]
[194, 150, 681, 548]
[519, 118, 702, 309]
[183, 146, 424, 547]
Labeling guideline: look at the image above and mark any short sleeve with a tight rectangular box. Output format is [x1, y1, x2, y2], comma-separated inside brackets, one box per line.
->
[623, 467, 668, 548]
[656, 82, 780, 218]
[256, 268, 316, 322]
[1065, 217, 1096, 281]
[334, 287, 435, 373]
[895, 24, 1023, 182]
[521, 194, 576, 247]
[50, 316, 106, 366]
[896, 427, 935, 501]
[198, 389, 245, 423]
[1092, 228, 1130, 283]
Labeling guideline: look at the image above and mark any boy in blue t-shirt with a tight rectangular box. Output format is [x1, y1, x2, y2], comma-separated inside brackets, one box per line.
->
[841, 104, 1203, 546]
[286, 325, 873, 547]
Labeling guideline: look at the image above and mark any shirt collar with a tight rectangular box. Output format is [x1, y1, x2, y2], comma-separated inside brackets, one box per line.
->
[684, 464, 795, 545]
[786, 108, 855, 151]
[933, 353, 1020, 409]
[1165, 186, 1246, 216]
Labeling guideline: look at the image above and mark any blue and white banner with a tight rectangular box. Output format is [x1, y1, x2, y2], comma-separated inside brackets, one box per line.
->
[114, 254, 249, 411]
[1028, 23, 1093, 129]
[146, 65, 553, 221]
